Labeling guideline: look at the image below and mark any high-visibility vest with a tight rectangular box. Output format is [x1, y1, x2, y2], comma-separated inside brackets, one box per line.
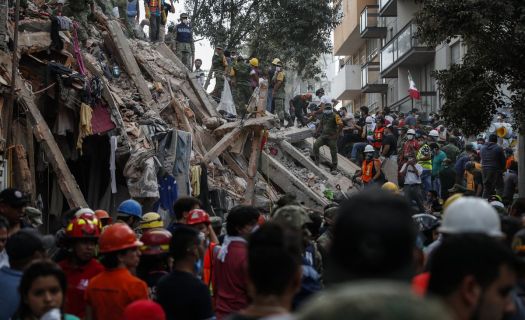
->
[362, 159, 380, 183]
[373, 127, 384, 149]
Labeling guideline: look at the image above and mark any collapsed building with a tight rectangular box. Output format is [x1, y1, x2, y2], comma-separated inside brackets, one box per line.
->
[0, 4, 359, 231]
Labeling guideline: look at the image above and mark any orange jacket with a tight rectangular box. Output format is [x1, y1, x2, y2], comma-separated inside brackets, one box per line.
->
[362, 159, 381, 183]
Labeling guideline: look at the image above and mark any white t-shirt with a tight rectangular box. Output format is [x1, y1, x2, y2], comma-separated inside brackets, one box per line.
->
[320, 95, 333, 105]
[401, 162, 423, 185]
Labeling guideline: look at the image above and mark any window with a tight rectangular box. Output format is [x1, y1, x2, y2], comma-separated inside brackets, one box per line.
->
[450, 42, 461, 65]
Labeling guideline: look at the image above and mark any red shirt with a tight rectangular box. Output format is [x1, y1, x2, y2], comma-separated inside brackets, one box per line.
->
[58, 258, 104, 318]
[213, 241, 249, 320]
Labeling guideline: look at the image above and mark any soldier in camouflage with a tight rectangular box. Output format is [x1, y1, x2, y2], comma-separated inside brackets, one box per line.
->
[210, 46, 228, 102]
[313, 104, 344, 172]
[62, 0, 95, 44]
[174, 13, 194, 70]
[231, 57, 253, 117]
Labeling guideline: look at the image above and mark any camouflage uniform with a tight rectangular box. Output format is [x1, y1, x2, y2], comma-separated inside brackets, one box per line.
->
[211, 53, 227, 102]
[63, 0, 94, 43]
[272, 69, 286, 126]
[313, 112, 343, 169]
[232, 60, 253, 116]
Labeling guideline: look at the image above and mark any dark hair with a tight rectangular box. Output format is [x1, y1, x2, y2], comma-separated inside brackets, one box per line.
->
[0, 215, 9, 230]
[100, 248, 134, 269]
[248, 223, 302, 295]
[137, 254, 170, 280]
[170, 226, 200, 262]
[329, 190, 416, 282]
[428, 234, 517, 297]
[465, 143, 474, 152]
[226, 205, 260, 236]
[427, 190, 438, 198]
[360, 106, 369, 114]
[509, 160, 518, 172]
[488, 134, 498, 143]
[429, 143, 439, 150]
[173, 197, 202, 220]
[16, 260, 67, 319]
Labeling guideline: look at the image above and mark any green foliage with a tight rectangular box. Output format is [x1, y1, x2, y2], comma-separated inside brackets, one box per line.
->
[415, 0, 525, 132]
[185, 0, 341, 79]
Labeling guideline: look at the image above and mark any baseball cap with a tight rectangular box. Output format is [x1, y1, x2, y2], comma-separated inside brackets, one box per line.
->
[5, 229, 54, 261]
[0, 188, 29, 208]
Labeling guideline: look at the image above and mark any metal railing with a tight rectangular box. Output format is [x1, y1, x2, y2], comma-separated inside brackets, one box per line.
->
[360, 5, 386, 34]
[380, 21, 425, 72]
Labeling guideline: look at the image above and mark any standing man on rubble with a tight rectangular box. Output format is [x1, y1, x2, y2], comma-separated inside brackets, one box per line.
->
[312, 104, 343, 173]
[232, 57, 253, 117]
[145, 0, 161, 42]
[289, 93, 312, 127]
[210, 46, 228, 102]
[126, 0, 140, 38]
[174, 13, 194, 70]
[193, 59, 206, 87]
[62, 0, 95, 44]
[271, 59, 287, 127]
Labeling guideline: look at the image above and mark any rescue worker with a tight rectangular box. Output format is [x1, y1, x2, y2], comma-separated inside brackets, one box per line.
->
[232, 57, 253, 117]
[289, 93, 312, 127]
[85, 223, 148, 319]
[249, 57, 260, 91]
[210, 46, 228, 102]
[137, 229, 172, 299]
[372, 118, 385, 150]
[62, 0, 95, 44]
[361, 144, 383, 187]
[94, 209, 112, 228]
[312, 104, 344, 172]
[271, 58, 287, 127]
[145, 0, 162, 42]
[174, 13, 194, 70]
[140, 212, 165, 233]
[59, 213, 104, 319]
[194, 58, 206, 87]
[267, 59, 280, 113]
[115, 199, 143, 231]
[126, 0, 140, 37]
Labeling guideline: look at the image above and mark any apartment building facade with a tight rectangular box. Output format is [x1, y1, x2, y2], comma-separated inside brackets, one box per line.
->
[333, 0, 464, 115]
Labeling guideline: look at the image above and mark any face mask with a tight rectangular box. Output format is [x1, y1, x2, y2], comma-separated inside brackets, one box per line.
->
[275, 67, 281, 72]
[324, 109, 333, 115]
[41, 309, 61, 320]
[407, 135, 414, 140]
[365, 153, 373, 160]
[182, 19, 188, 23]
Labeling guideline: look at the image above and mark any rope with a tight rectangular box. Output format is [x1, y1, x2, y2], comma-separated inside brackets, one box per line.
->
[32, 82, 56, 95]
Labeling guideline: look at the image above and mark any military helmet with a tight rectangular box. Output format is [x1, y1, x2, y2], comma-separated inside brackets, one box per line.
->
[272, 205, 311, 229]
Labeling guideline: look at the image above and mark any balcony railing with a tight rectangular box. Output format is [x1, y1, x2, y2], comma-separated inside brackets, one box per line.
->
[360, 5, 387, 38]
[380, 21, 434, 76]
[379, 0, 396, 17]
[361, 62, 388, 93]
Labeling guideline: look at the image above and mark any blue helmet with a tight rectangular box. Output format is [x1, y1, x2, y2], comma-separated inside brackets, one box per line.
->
[117, 199, 142, 218]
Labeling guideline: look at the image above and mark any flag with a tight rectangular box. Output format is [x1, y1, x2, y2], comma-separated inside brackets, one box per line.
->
[408, 72, 421, 100]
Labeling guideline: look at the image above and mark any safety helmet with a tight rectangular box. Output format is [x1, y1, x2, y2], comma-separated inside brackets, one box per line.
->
[186, 209, 211, 225]
[94, 209, 110, 220]
[98, 223, 143, 254]
[66, 213, 101, 239]
[442, 193, 463, 213]
[476, 133, 486, 140]
[407, 129, 416, 135]
[365, 116, 374, 124]
[139, 230, 172, 255]
[428, 130, 439, 138]
[74, 208, 95, 217]
[381, 182, 399, 193]
[249, 58, 259, 67]
[438, 197, 503, 237]
[180, 12, 189, 19]
[271, 58, 282, 66]
[140, 212, 164, 230]
[364, 145, 375, 153]
[117, 199, 142, 218]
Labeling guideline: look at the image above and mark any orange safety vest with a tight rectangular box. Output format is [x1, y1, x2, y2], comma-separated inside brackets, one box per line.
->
[465, 162, 482, 191]
[506, 155, 515, 170]
[203, 242, 218, 290]
[362, 159, 380, 183]
[372, 127, 384, 149]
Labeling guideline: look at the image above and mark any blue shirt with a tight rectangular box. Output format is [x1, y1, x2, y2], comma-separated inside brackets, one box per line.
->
[0, 267, 23, 320]
[175, 23, 192, 43]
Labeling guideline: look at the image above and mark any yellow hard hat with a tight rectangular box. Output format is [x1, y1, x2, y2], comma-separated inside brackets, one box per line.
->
[442, 193, 463, 214]
[249, 58, 259, 67]
[140, 212, 164, 230]
[381, 182, 399, 193]
[272, 58, 282, 66]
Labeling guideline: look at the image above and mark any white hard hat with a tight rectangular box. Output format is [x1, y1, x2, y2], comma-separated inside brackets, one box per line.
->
[365, 116, 373, 124]
[364, 145, 375, 153]
[429, 130, 439, 137]
[74, 208, 95, 217]
[438, 197, 503, 238]
[407, 129, 416, 135]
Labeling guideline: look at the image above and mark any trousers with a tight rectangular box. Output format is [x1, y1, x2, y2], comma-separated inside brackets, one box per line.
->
[313, 135, 338, 167]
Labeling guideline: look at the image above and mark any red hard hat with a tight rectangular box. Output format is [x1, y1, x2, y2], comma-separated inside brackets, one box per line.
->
[95, 209, 110, 220]
[123, 300, 166, 320]
[66, 213, 101, 239]
[186, 209, 210, 225]
[140, 230, 172, 255]
[98, 223, 143, 253]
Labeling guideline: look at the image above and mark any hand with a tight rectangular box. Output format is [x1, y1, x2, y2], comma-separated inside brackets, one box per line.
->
[170, 7, 175, 13]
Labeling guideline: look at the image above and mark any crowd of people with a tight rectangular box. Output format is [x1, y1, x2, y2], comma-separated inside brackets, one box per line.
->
[0, 176, 524, 319]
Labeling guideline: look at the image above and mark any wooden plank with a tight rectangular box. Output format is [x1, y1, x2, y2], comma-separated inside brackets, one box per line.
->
[279, 140, 354, 193]
[260, 152, 328, 210]
[304, 137, 360, 177]
[155, 43, 219, 118]
[213, 115, 277, 136]
[202, 127, 244, 165]
[17, 74, 87, 208]
[106, 20, 153, 106]
[222, 153, 249, 181]
[269, 126, 313, 143]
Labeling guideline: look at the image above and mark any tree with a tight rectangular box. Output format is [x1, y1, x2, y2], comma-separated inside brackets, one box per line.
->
[185, 0, 341, 78]
[415, 0, 525, 135]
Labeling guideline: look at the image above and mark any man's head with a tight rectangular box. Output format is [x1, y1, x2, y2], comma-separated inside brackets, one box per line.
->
[194, 59, 202, 68]
[116, 199, 143, 229]
[360, 106, 369, 116]
[180, 12, 189, 23]
[329, 190, 416, 283]
[6, 229, 49, 270]
[66, 214, 101, 263]
[0, 188, 29, 226]
[173, 197, 202, 222]
[185, 209, 211, 238]
[488, 134, 498, 143]
[226, 205, 260, 238]
[429, 143, 440, 154]
[428, 234, 517, 320]
[376, 118, 385, 128]
[315, 88, 325, 98]
[170, 226, 204, 270]
[98, 223, 143, 270]
[0, 216, 8, 253]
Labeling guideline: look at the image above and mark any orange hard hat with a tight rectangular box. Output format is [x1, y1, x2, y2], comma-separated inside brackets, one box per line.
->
[95, 209, 110, 220]
[98, 223, 143, 253]
[186, 209, 210, 225]
[66, 213, 101, 239]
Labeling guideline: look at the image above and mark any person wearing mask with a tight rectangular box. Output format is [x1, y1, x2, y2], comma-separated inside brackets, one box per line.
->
[396, 126, 408, 156]
[0, 188, 29, 236]
[399, 129, 420, 180]
[266, 59, 280, 113]
[427, 234, 517, 320]
[167, 196, 202, 233]
[15, 260, 80, 320]
[175, 13, 194, 70]
[361, 145, 384, 187]
[228, 223, 302, 320]
[85, 223, 148, 319]
[137, 229, 172, 299]
[58, 214, 104, 318]
[249, 58, 260, 91]
[441, 136, 460, 165]
[194, 58, 206, 87]
[115, 199, 143, 231]
[417, 134, 433, 199]
[0, 229, 48, 319]
[430, 143, 447, 199]
[214, 206, 260, 319]
[380, 124, 398, 185]
[400, 154, 426, 213]
[480, 134, 506, 198]
[372, 118, 385, 151]
[209, 46, 228, 101]
[312, 104, 344, 172]
[0, 216, 8, 268]
[271, 59, 287, 127]
[156, 226, 214, 320]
